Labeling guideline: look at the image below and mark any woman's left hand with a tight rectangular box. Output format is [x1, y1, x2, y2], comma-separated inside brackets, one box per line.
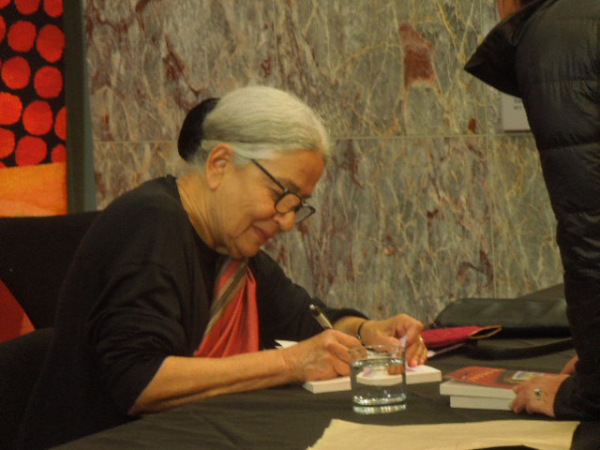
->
[359, 314, 427, 367]
[510, 374, 569, 417]
[561, 355, 578, 375]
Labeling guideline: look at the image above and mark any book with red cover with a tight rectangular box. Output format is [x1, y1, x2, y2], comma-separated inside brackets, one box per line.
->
[444, 365, 545, 389]
[440, 366, 547, 410]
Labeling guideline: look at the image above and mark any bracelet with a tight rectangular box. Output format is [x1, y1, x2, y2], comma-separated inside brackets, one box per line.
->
[356, 320, 369, 344]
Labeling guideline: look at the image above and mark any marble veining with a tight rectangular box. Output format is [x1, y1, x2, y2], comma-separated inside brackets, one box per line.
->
[85, 0, 562, 323]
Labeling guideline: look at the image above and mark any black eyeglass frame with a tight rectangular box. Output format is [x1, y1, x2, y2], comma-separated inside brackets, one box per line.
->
[250, 159, 316, 223]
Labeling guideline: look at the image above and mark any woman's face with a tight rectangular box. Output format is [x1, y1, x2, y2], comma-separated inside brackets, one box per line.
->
[211, 149, 325, 259]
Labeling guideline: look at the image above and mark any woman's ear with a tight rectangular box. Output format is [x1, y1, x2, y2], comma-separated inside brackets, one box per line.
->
[205, 144, 234, 189]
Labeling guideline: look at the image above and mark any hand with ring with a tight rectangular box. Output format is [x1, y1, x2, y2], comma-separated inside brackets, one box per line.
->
[510, 374, 569, 417]
[352, 314, 426, 367]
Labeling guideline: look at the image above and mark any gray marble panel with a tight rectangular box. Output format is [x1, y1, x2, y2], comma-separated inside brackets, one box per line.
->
[276, 0, 489, 138]
[266, 135, 493, 323]
[489, 135, 562, 297]
[86, 0, 278, 142]
[85, 0, 561, 319]
[94, 141, 182, 209]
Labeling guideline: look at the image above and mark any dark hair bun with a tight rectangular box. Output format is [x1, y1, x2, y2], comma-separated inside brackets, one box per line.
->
[177, 97, 219, 161]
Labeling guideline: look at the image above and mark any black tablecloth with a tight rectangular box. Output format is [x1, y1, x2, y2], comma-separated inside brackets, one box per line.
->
[54, 336, 599, 449]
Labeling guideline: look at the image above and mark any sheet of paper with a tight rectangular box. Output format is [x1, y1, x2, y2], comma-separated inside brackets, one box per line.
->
[308, 419, 578, 450]
[274, 339, 297, 349]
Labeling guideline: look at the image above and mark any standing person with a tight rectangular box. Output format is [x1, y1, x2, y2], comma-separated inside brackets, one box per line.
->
[465, 0, 600, 419]
[16, 86, 427, 449]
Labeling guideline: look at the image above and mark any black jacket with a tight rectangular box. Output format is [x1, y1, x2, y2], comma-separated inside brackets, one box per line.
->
[465, 0, 600, 420]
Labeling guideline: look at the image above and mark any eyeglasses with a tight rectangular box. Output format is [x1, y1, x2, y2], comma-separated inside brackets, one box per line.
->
[251, 159, 316, 223]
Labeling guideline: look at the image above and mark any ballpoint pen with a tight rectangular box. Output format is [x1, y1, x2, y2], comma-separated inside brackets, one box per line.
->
[309, 304, 334, 330]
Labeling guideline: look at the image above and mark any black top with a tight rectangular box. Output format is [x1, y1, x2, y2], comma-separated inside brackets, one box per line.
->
[16, 176, 364, 449]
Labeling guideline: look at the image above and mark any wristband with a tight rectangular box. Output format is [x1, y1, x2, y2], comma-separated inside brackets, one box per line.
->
[356, 320, 369, 344]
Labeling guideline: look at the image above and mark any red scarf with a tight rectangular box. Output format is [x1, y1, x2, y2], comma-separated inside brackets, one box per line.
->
[194, 258, 260, 357]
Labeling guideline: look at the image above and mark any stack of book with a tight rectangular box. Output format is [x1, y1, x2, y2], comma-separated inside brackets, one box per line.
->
[439, 366, 546, 410]
[304, 364, 442, 394]
[274, 340, 443, 394]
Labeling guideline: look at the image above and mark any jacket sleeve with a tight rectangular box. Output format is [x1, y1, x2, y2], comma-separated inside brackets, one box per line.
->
[554, 375, 600, 420]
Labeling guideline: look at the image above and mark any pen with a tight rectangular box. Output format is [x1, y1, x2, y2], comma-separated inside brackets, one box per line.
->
[309, 304, 334, 330]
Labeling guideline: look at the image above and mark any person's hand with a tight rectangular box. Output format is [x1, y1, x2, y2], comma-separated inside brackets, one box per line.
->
[358, 314, 426, 367]
[280, 329, 361, 382]
[561, 355, 578, 375]
[510, 374, 569, 417]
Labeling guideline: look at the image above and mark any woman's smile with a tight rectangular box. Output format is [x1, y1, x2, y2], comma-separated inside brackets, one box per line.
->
[253, 225, 274, 244]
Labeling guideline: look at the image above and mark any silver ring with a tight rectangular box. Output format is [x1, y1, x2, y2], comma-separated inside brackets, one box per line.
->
[533, 387, 542, 401]
[419, 336, 426, 346]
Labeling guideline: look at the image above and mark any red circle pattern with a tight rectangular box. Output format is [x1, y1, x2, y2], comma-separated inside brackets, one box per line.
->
[0, 0, 66, 167]
[0, 92, 22, 124]
[0, 15, 6, 43]
[54, 105, 66, 140]
[16, 135, 47, 165]
[37, 24, 64, 63]
[51, 142, 65, 162]
[8, 20, 36, 52]
[15, 0, 40, 15]
[44, 0, 62, 18]
[23, 100, 52, 135]
[0, 127, 15, 158]
[34, 65, 61, 97]
[1, 56, 31, 89]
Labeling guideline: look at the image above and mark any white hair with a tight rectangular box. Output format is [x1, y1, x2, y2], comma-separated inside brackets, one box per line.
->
[189, 86, 330, 166]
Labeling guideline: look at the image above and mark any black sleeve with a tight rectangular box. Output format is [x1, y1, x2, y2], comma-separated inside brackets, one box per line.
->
[87, 263, 190, 413]
[80, 194, 202, 414]
[554, 375, 600, 420]
[250, 250, 367, 348]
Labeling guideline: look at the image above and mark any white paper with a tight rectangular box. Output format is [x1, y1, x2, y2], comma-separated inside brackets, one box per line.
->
[308, 419, 578, 450]
[501, 93, 531, 131]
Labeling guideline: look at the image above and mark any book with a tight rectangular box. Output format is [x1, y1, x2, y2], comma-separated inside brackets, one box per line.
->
[448, 394, 513, 411]
[440, 379, 517, 399]
[439, 366, 546, 410]
[303, 364, 442, 394]
[440, 380, 515, 410]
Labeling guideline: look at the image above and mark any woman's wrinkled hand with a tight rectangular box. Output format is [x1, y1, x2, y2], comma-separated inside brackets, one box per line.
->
[510, 374, 569, 417]
[358, 314, 426, 367]
[280, 329, 360, 383]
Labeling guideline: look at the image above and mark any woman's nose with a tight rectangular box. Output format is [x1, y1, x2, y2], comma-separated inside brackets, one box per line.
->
[274, 210, 295, 231]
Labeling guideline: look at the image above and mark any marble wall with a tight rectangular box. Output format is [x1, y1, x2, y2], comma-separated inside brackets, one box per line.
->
[84, 0, 562, 323]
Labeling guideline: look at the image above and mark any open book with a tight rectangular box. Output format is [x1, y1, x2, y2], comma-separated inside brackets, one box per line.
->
[439, 365, 546, 410]
[303, 364, 442, 394]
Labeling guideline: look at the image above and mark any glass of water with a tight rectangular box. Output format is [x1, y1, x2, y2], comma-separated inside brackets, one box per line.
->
[349, 344, 407, 414]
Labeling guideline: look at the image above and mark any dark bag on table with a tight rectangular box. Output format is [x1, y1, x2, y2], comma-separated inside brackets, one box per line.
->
[425, 297, 573, 360]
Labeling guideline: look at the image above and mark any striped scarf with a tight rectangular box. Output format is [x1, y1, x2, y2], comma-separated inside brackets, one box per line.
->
[194, 258, 259, 357]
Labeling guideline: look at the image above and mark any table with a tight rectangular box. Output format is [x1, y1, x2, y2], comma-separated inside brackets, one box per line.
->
[54, 335, 599, 449]
[55, 284, 600, 449]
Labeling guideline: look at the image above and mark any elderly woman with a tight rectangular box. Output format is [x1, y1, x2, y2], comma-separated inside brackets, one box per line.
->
[17, 86, 426, 449]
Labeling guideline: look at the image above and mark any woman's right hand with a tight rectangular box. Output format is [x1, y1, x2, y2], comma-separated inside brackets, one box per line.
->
[280, 329, 361, 383]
